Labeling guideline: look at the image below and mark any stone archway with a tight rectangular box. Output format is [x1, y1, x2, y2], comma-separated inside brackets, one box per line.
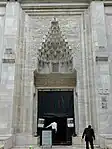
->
[32, 18, 79, 138]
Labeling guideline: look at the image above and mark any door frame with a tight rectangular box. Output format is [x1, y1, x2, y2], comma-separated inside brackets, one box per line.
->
[33, 87, 79, 136]
[33, 87, 79, 135]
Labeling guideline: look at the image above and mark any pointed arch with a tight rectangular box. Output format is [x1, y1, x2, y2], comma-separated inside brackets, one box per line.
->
[38, 18, 73, 73]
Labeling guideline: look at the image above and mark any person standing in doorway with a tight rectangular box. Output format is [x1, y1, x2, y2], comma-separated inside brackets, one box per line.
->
[46, 122, 57, 133]
[82, 125, 95, 149]
[46, 122, 57, 143]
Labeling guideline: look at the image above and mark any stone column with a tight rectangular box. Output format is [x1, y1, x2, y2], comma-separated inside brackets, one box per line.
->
[73, 13, 90, 134]
[22, 14, 31, 133]
[105, 7, 112, 135]
[32, 86, 38, 136]
[80, 13, 92, 128]
[0, 7, 5, 81]
[22, 15, 38, 134]
[0, 7, 6, 134]
[73, 88, 79, 135]
[89, 1, 108, 135]
[0, 2, 22, 134]
[36, 89, 38, 134]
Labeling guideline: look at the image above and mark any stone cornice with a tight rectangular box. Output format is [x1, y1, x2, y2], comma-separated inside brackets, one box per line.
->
[0, 1, 6, 6]
[104, 1, 112, 6]
[21, 1, 112, 11]
[0, 1, 112, 8]
[25, 9, 86, 16]
[20, 0, 112, 3]
[21, 3, 89, 9]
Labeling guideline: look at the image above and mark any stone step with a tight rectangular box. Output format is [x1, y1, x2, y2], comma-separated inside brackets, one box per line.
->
[12, 146, 82, 149]
[12, 145, 100, 149]
[72, 136, 84, 145]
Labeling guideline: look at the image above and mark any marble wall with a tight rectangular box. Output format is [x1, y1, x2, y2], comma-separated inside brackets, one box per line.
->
[0, 2, 23, 134]
[0, 7, 6, 134]
[29, 14, 88, 134]
[0, 1, 112, 143]
[89, 2, 112, 136]
[0, 1, 96, 136]
[103, 6, 112, 134]
[0, 7, 5, 80]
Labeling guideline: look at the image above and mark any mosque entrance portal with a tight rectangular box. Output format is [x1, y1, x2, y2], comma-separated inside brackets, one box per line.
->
[38, 90, 76, 145]
[33, 18, 77, 145]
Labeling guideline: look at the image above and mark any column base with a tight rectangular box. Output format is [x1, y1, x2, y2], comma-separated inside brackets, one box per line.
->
[15, 133, 38, 146]
[0, 134, 15, 149]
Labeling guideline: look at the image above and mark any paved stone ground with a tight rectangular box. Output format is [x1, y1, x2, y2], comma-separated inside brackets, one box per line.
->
[12, 145, 100, 149]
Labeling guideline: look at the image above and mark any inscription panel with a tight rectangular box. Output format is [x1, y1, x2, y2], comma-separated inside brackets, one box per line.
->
[35, 73, 76, 87]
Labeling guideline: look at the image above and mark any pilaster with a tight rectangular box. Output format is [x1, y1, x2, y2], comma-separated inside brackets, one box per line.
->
[73, 88, 79, 135]
[80, 12, 91, 128]
[90, 1, 108, 135]
[0, 7, 5, 80]
[0, 1, 21, 134]
[22, 14, 37, 134]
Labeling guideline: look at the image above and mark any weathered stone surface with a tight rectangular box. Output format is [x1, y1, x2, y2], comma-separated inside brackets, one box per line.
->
[35, 73, 76, 87]
[0, 2, 21, 135]
[90, 1, 110, 136]
[0, 0, 112, 148]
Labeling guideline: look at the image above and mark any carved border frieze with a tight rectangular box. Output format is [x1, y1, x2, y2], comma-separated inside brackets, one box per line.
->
[97, 88, 109, 95]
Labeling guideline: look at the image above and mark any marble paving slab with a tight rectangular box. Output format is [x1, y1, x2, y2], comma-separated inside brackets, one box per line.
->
[12, 145, 101, 149]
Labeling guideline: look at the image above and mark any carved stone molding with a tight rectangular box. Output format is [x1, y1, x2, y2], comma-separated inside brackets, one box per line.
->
[2, 52, 15, 64]
[38, 18, 73, 72]
[38, 18, 73, 62]
[97, 88, 109, 95]
[34, 72, 76, 87]
[96, 56, 108, 62]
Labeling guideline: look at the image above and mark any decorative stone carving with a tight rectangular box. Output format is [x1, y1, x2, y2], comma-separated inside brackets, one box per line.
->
[2, 59, 15, 63]
[38, 18, 73, 72]
[96, 56, 108, 62]
[101, 96, 108, 109]
[97, 89, 109, 95]
[2, 50, 15, 64]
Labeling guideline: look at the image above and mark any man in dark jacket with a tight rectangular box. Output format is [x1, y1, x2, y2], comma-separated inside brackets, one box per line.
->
[82, 125, 95, 149]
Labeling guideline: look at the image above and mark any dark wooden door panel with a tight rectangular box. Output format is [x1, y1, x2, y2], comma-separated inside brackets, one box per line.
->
[38, 91, 74, 118]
